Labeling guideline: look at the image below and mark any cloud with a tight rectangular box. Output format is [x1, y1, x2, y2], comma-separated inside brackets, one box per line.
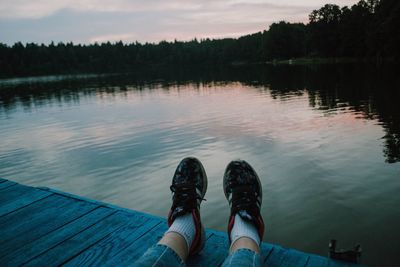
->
[0, 0, 360, 44]
[0, 0, 360, 20]
[0, 0, 203, 19]
[89, 33, 137, 43]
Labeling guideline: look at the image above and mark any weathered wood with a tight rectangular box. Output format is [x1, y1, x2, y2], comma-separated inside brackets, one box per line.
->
[105, 222, 169, 266]
[0, 183, 39, 204]
[0, 194, 98, 258]
[25, 211, 144, 266]
[0, 180, 17, 190]
[0, 186, 52, 217]
[0, 180, 363, 267]
[63, 214, 161, 266]
[306, 254, 330, 267]
[1, 207, 115, 266]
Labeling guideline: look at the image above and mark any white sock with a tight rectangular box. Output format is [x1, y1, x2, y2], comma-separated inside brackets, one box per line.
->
[166, 213, 196, 252]
[230, 214, 260, 249]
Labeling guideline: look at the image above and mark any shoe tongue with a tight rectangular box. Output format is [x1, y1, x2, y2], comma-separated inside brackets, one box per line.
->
[172, 206, 189, 220]
[237, 210, 254, 222]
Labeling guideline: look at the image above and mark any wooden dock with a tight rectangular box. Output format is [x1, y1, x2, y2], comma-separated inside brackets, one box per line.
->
[0, 178, 361, 266]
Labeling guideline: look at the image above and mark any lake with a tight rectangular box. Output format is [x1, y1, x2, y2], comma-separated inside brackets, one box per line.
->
[0, 64, 399, 266]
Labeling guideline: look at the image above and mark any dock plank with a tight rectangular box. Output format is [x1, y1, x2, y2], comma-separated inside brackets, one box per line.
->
[0, 183, 41, 204]
[0, 207, 115, 266]
[106, 222, 168, 266]
[25, 211, 142, 266]
[0, 180, 363, 267]
[0, 194, 98, 258]
[306, 254, 330, 267]
[0, 187, 52, 217]
[63, 213, 161, 266]
[0, 180, 17, 190]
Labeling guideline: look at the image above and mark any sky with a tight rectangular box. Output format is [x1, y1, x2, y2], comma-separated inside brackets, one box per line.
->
[0, 0, 360, 45]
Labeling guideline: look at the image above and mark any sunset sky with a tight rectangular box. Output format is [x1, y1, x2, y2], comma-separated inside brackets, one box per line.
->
[1, 0, 359, 45]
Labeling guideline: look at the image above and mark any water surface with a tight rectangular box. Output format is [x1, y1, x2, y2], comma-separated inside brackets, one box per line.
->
[1, 65, 399, 266]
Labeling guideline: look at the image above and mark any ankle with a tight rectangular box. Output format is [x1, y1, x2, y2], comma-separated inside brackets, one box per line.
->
[166, 213, 195, 253]
[230, 237, 260, 254]
[229, 214, 261, 253]
[159, 232, 189, 260]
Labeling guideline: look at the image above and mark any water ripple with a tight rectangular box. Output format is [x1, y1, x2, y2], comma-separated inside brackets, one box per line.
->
[1, 78, 399, 267]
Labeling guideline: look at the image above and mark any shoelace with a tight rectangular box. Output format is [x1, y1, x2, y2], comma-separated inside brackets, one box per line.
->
[170, 183, 205, 211]
[231, 185, 259, 214]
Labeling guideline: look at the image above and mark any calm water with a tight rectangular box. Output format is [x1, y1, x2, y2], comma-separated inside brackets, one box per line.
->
[1, 65, 399, 266]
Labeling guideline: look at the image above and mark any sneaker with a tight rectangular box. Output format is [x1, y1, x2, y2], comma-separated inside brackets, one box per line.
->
[223, 160, 264, 243]
[167, 157, 208, 255]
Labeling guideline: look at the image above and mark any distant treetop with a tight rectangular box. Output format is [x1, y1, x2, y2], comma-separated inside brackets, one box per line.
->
[0, 0, 399, 78]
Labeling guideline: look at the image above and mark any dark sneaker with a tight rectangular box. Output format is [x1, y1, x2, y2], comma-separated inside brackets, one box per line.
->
[167, 157, 208, 255]
[223, 160, 264, 243]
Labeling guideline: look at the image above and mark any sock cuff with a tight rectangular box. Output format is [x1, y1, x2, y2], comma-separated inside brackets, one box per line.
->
[166, 213, 195, 252]
[230, 214, 261, 250]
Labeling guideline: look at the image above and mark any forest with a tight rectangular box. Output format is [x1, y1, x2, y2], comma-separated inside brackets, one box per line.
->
[0, 0, 399, 77]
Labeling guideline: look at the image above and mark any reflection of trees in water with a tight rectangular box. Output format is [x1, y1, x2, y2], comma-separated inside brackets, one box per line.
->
[0, 64, 399, 163]
[261, 64, 400, 163]
[259, 64, 400, 163]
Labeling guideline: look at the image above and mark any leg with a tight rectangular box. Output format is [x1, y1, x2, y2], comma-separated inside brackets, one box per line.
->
[221, 160, 265, 267]
[158, 232, 189, 260]
[134, 157, 208, 266]
[231, 237, 260, 253]
[134, 243, 185, 267]
[221, 247, 262, 267]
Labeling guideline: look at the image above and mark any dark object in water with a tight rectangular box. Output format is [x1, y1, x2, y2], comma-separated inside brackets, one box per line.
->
[329, 239, 362, 263]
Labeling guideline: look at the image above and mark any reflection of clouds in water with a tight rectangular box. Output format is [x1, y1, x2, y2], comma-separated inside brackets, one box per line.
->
[0, 66, 399, 267]
[0, 81, 390, 163]
[0, 78, 399, 267]
[1, 64, 399, 166]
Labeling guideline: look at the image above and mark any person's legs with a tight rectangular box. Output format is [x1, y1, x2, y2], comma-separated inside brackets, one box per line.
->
[133, 243, 185, 267]
[221, 160, 264, 267]
[134, 157, 208, 267]
[230, 237, 259, 253]
[222, 248, 262, 267]
[158, 231, 190, 260]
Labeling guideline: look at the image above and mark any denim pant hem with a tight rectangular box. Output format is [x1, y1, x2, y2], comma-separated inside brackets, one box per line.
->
[135, 244, 261, 267]
[134, 244, 185, 267]
[221, 248, 261, 267]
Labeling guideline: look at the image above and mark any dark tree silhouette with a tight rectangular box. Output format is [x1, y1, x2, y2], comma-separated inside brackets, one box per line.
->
[0, 0, 398, 78]
[308, 4, 343, 57]
[263, 22, 307, 60]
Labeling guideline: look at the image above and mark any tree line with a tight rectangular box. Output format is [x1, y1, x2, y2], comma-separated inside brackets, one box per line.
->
[0, 0, 399, 77]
